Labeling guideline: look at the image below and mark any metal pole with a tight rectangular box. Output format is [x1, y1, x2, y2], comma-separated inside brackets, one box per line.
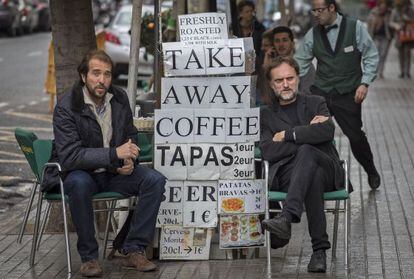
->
[154, 0, 162, 109]
[127, 0, 144, 114]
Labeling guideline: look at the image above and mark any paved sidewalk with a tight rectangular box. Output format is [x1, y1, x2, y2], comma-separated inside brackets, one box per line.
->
[1, 46, 414, 279]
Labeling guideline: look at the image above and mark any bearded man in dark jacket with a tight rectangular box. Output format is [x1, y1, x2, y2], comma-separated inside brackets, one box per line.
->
[260, 56, 345, 273]
[52, 50, 165, 277]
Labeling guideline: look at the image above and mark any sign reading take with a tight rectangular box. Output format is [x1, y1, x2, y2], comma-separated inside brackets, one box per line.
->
[178, 13, 228, 46]
[161, 76, 256, 109]
[162, 38, 255, 76]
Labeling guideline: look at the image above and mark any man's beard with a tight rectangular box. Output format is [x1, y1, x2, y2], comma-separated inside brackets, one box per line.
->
[276, 89, 297, 102]
[87, 83, 109, 100]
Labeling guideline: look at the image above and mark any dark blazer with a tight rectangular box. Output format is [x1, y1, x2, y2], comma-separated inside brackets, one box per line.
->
[259, 94, 344, 190]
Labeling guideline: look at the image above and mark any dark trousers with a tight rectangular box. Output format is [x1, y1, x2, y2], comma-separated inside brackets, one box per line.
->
[272, 145, 337, 251]
[63, 166, 166, 262]
[311, 87, 377, 174]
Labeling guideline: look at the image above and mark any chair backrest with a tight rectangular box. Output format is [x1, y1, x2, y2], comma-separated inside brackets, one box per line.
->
[14, 128, 39, 180]
[137, 133, 153, 163]
[33, 139, 53, 180]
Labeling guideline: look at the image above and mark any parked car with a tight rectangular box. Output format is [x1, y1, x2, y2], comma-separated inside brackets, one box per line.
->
[0, 0, 22, 36]
[105, 4, 154, 79]
[17, 0, 39, 33]
[33, 0, 50, 31]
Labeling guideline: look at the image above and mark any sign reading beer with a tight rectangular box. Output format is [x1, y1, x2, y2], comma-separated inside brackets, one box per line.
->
[160, 226, 213, 260]
[218, 180, 265, 214]
[154, 108, 260, 144]
[183, 181, 217, 228]
[178, 13, 228, 45]
[161, 76, 255, 109]
[162, 38, 255, 77]
[157, 181, 183, 228]
[154, 143, 255, 180]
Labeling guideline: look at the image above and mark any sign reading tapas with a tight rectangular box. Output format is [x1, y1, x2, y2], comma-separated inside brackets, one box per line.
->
[160, 226, 213, 260]
[178, 13, 228, 46]
[219, 214, 265, 248]
[154, 143, 256, 180]
[218, 179, 265, 214]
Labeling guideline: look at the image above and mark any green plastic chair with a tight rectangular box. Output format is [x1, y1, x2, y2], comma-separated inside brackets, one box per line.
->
[14, 128, 39, 244]
[137, 133, 153, 163]
[30, 139, 132, 274]
[260, 155, 351, 270]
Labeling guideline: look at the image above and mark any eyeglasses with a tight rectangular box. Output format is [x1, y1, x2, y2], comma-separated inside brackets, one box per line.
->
[311, 6, 329, 14]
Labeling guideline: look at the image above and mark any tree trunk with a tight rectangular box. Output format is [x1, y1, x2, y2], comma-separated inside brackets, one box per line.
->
[46, 0, 97, 232]
[187, 0, 209, 13]
[50, 0, 96, 100]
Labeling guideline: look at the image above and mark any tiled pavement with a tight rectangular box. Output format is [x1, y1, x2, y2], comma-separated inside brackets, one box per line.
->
[0, 46, 413, 279]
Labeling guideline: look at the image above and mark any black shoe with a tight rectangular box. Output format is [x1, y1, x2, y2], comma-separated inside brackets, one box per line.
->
[307, 250, 327, 273]
[262, 214, 291, 240]
[368, 171, 381, 190]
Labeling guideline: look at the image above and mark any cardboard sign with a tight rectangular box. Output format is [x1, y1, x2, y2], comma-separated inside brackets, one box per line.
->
[154, 144, 187, 180]
[178, 13, 228, 46]
[157, 181, 183, 228]
[218, 179, 265, 214]
[154, 143, 255, 180]
[219, 214, 265, 248]
[162, 38, 255, 77]
[220, 142, 255, 179]
[154, 108, 260, 144]
[160, 226, 213, 260]
[183, 181, 217, 228]
[161, 76, 255, 109]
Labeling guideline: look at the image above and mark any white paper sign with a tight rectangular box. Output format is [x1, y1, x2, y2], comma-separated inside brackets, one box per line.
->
[161, 76, 254, 109]
[154, 144, 187, 180]
[154, 108, 260, 144]
[183, 181, 217, 228]
[162, 38, 254, 77]
[178, 13, 228, 46]
[218, 179, 265, 214]
[220, 142, 255, 179]
[160, 226, 213, 260]
[157, 181, 183, 228]
[187, 144, 221, 180]
[219, 214, 265, 248]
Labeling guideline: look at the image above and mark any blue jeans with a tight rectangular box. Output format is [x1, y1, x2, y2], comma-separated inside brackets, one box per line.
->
[63, 166, 166, 262]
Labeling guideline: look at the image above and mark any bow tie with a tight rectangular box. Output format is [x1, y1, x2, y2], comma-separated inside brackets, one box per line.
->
[325, 24, 338, 33]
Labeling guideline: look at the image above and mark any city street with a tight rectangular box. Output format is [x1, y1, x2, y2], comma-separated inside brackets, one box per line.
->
[0, 33, 53, 212]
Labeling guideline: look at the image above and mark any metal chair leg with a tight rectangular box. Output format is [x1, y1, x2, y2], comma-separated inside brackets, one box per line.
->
[331, 200, 340, 262]
[17, 181, 38, 243]
[37, 202, 51, 250]
[59, 183, 71, 274]
[102, 200, 116, 260]
[345, 197, 350, 270]
[30, 191, 43, 266]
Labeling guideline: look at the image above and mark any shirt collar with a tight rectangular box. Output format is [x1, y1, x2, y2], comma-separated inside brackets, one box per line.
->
[327, 13, 342, 29]
[82, 86, 113, 110]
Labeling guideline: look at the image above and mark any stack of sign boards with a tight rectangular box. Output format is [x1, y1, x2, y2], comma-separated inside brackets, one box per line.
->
[154, 12, 265, 260]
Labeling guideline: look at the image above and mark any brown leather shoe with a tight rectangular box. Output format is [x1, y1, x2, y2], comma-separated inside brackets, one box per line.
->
[80, 259, 103, 277]
[122, 251, 157, 272]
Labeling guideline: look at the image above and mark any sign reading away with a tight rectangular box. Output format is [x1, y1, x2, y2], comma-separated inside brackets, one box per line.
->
[161, 76, 255, 109]
[178, 13, 228, 46]
[218, 179, 265, 214]
[160, 226, 213, 260]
